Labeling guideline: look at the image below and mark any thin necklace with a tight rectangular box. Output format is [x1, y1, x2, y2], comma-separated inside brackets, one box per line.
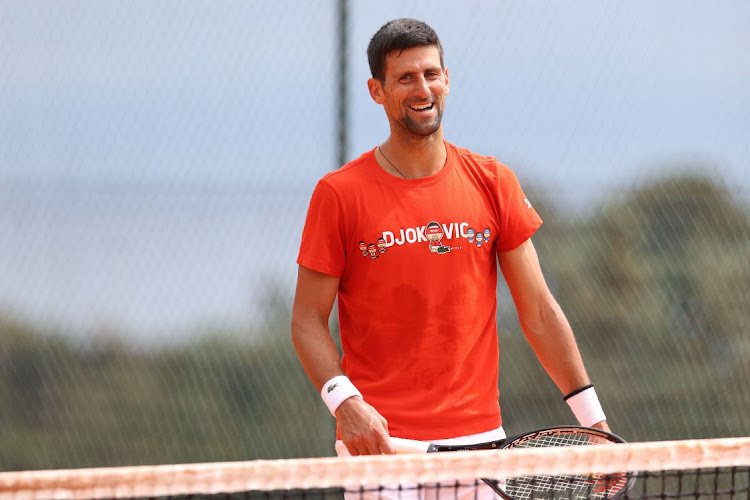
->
[377, 147, 407, 179]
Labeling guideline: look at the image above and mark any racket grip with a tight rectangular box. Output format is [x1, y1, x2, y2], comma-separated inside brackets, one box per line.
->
[389, 437, 431, 453]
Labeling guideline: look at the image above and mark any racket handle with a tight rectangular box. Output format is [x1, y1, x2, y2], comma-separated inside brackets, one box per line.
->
[389, 437, 431, 453]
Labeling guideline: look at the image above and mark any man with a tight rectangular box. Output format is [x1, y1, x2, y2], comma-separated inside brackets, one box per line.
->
[292, 18, 608, 464]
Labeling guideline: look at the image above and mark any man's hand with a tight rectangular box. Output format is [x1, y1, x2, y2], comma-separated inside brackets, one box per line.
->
[590, 420, 611, 433]
[336, 397, 395, 455]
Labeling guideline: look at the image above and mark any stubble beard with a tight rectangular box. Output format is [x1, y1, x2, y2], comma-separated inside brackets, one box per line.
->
[399, 104, 444, 138]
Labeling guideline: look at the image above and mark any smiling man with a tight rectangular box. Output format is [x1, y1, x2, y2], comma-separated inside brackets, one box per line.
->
[291, 18, 609, 497]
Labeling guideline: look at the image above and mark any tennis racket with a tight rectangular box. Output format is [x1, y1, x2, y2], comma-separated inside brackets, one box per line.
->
[390, 425, 636, 500]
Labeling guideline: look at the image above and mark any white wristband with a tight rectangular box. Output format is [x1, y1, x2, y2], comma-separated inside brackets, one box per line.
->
[321, 376, 362, 416]
[565, 386, 606, 427]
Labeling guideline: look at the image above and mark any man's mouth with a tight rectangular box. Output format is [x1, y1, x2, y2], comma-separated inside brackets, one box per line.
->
[409, 103, 434, 112]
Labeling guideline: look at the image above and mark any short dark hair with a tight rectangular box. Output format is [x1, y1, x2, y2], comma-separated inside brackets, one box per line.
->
[367, 18, 444, 82]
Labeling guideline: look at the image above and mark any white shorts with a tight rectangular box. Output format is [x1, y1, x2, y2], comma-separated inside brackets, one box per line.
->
[335, 426, 506, 500]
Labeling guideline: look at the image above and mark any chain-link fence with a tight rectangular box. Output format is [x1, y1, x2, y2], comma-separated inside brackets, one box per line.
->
[0, 1, 748, 470]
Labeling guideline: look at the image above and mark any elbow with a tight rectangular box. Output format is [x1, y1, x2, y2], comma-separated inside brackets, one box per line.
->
[290, 306, 327, 350]
[290, 310, 306, 347]
[519, 295, 565, 338]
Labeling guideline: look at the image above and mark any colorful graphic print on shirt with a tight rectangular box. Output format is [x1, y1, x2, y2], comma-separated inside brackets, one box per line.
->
[358, 220, 492, 259]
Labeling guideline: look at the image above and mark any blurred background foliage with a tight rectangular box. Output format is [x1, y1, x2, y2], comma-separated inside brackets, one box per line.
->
[1, 172, 747, 470]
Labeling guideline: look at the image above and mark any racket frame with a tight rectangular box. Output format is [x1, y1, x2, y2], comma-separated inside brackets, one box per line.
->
[392, 425, 637, 500]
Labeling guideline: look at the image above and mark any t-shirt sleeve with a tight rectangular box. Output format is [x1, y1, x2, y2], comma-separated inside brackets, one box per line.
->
[495, 164, 543, 252]
[296, 180, 347, 277]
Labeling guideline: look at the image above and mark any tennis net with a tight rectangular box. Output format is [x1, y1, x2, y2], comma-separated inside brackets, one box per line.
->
[0, 437, 747, 499]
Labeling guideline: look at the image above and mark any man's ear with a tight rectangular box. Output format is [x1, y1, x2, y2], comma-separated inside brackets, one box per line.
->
[444, 67, 450, 95]
[368, 78, 384, 104]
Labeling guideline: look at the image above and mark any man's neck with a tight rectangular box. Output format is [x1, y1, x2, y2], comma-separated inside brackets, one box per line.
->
[379, 133, 447, 179]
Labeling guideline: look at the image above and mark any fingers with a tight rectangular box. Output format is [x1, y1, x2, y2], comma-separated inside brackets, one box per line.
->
[342, 421, 393, 455]
[377, 414, 396, 454]
[345, 436, 391, 456]
[336, 398, 394, 456]
[590, 420, 611, 433]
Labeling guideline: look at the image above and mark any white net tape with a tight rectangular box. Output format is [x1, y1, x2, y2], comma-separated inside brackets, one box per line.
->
[0, 438, 747, 499]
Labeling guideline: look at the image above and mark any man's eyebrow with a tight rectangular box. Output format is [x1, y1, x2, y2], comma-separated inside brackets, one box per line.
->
[395, 66, 442, 78]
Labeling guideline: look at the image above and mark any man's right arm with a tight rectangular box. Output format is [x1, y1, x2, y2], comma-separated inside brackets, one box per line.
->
[291, 265, 394, 455]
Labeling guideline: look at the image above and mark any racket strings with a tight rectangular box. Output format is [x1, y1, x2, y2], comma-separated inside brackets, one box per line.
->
[512, 432, 610, 449]
[501, 472, 630, 500]
[489, 431, 630, 500]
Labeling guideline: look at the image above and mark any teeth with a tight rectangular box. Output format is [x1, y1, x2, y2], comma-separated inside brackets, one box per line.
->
[411, 103, 433, 111]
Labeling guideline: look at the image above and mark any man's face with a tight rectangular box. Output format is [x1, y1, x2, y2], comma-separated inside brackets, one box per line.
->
[368, 45, 450, 138]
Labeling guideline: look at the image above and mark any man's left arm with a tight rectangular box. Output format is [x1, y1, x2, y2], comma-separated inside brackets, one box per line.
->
[497, 238, 609, 432]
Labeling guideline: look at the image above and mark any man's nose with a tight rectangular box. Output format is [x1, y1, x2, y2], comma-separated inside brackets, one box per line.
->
[412, 76, 430, 99]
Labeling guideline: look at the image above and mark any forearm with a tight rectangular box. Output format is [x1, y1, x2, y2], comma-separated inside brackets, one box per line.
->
[518, 295, 591, 396]
[291, 265, 346, 391]
[291, 298, 393, 454]
[521, 298, 608, 429]
[291, 314, 345, 391]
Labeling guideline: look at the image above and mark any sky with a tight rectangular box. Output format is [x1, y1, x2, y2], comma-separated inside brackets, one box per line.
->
[1, 1, 748, 342]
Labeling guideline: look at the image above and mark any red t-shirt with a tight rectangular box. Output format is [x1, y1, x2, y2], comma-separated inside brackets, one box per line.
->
[297, 142, 542, 440]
